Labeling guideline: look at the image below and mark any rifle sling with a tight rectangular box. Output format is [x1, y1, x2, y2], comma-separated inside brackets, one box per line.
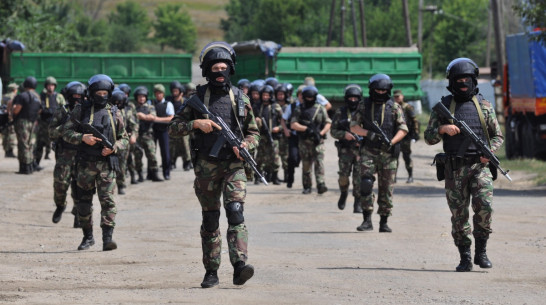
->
[448, 95, 490, 147]
[88, 104, 117, 142]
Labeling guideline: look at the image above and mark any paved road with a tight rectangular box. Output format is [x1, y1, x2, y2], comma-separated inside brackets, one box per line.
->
[0, 137, 545, 304]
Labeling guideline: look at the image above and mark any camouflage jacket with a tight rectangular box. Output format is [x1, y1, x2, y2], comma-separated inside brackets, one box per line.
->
[168, 86, 260, 151]
[401, 101, 419, 137]
[48, 104, 71, 141]
[330, 106, 355, 140]
[120, 102, 139, 137]
[424, 95, 503, 153]
[62, 103, 129, 153]
[290, 103, 331, 129]
[350, 99, 408, 136]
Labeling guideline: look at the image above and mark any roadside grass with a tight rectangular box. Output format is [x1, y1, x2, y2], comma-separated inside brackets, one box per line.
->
[417, 111, 546, 186]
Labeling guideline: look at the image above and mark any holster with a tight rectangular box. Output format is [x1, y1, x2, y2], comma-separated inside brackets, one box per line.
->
[489, 163, 498, 181]
[432, 153, 448, 181]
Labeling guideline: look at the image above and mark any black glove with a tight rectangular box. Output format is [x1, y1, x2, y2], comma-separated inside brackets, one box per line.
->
[413, 133, 420, 142]
[381, 141, 393, 153]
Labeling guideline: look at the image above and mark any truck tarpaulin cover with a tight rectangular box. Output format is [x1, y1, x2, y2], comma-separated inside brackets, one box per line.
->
[231, 39, 282, 57]
[506, 32, 546, 98]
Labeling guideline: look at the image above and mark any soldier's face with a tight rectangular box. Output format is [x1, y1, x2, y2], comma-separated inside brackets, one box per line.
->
[211, 62, 228, 83]
[137, 95, 147, 104]
[95, 90, 108, 97]
[171, 89, 180, 97]
[46, 84, 56, 93]
[374, 89, 387, 94]
[276, 92, 285, 101]
[154, 91, 164, 101]
[394, 95, 403, 103]
[261, 92, 271, 102]
[251, 91, 260, 101]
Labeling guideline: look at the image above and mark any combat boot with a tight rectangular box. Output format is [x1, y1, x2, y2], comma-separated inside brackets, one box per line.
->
[353, 198, 363, 213]
[52, 205, 66, 223]
[302, 187, 312, 194]
[201, 270, 219, 288]
[118, 186, 126, 195]
[357, 211, 373, 231]
[102, 226, 118, 251]
[146, 169, 152, 180]
[233, 261, 254, 286]
[149, 169, 164, 182]
[456, 245, 473, 272]
[5, 150, 16, 158]
[474, 238, 492, 268]
[183, 160, 193, 171]
[137, 170, 144, 182]
[129, 169, 138, 184]
[379, 215, 392, 233]
[32, 161, 43, 172]
[78, 227, 95, 250]
[317, 183, 328, 194]
[254, 174, 261, 185]
[337, 191, 348, 210]
[73, 215, 81, 228]
[406, 168, 414, 183]
[44, 152, 50, 160]
[272, 172, 281, 185]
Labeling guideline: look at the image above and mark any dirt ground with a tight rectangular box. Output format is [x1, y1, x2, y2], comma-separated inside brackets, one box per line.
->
[1, 135, 545, 305]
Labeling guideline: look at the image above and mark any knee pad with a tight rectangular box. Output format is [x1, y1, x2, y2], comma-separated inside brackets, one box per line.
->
[360, 176, 375, 196]
[202, 210, 220, 232]
[225, 201, 245, 226]
[77, 200, 93, 216]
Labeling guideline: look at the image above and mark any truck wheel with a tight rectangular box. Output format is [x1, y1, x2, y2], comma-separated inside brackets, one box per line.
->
[521, 122, 536, 158]
[505, 119, 516, 159]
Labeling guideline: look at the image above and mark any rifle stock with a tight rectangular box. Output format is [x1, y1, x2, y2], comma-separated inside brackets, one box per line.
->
[432, 101, 512, 182]
[72, 117, 115, 150]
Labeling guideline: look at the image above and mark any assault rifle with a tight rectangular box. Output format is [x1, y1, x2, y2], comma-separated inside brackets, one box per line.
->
[432, 101, 512, 182]
[304, 123, 322, 145]
[185, 95, 268, 185]
[260, 116, 275, 144]
[71, 117, 115, 150]
[339, 118, 363, 142]
[361, 115, 391, 147]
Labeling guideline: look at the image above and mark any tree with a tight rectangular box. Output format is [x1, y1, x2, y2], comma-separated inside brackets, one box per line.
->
[153, 4, 197, 53]
[107, 0, 150, 52]
[513, 0, 546, 44]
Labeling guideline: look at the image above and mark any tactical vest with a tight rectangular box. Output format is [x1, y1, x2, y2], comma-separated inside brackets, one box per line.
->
[16, 91, 41, 122]
[153, 100, 169, 132]
[193, 85, 242, 160]
[78, 104, 116, 157]
[362, 98, 395, 150]
[338, 105, 357, 147]
[136, 103, 153, 135]
[298, 104, 324, 140]
[259, 102, 280, 139]
[56, 105, 79, 151]
[171, 99, 184, 115]
[441, 95, 486, 155]
[40, 92, 59, 121]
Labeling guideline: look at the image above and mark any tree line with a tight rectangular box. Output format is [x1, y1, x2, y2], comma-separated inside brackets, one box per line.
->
[0, 0, 197, 53]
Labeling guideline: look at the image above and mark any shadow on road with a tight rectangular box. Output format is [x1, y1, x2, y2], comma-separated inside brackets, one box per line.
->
[318, 266, 488, 273]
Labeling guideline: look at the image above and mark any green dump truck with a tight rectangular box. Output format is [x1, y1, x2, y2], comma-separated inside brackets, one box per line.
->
[7, 52, 192, 93]
[232, 40, 422, 101]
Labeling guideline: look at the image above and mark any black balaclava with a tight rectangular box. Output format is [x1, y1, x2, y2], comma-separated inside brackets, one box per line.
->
[451, 76, 477, 102]
[370, 89, 390, 103]
[90, 92, 108, 108]
[206, 62, 231, 92]
[346, 96, 360, 111]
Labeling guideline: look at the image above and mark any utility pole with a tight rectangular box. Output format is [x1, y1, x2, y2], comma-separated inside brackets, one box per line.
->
[486, 6, 492, 68]
[358, 0, 367, 47]
[327, 0, 336, 46]
[418, 0, 423, 51]
[491, 0, 505, 82]
[340, 0, 346, 47]
[402, 0, 412, 46]
[351, 0, 358, 46]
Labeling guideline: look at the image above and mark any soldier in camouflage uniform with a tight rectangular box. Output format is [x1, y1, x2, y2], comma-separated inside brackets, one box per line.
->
[290, 86, 331, 194]
[350, 74, 408, 233]
[275, 83, 290, 183]
[255, 84, 283, 185]
[330, 84, 363, 213]
[169, 42, 258, 288]
[111, 89, 138, 194]
[62, 74, 129, 251]
[35, 76, 65, 168]
[167, 81, 193, 171]
[50, 81, 86, 227]
[133, 86, 163, 182]
[117, 84, 140, 185]
[12, 76, 42, 174]
[393, 89, 420, 183]
[1, 83, 18, 158]
[425, 58, 503, 272]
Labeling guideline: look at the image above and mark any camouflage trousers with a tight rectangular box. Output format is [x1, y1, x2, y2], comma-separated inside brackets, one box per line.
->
[34, 119, 51, 164]
[444, 162, 493, 246]
[243, 148, 257, 181]
[397, 138, 413, 174]
[134, 132, 158, 171]
[2, 124, 16, 153]
[53, 147, 78, 215]
[337, 145, 361, 200]
[127, 142, 137, 173]
[116, 147, 129, 188]
[194, 157, 248, 271]
[75, 159, 117, 229]
[359, 148, 397, 216]
[256, 138, 281, 174]
[170, 134, 191, 165]
[279, 136, 288, 171]
[15, 119, 37, 164]
[299, 139, 326, 188]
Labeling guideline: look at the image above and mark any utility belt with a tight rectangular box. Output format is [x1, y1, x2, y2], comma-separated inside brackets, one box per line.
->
[77, 154, 109, 162]
[432, 153, 496, 181]
[334, 139, 360, 149]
